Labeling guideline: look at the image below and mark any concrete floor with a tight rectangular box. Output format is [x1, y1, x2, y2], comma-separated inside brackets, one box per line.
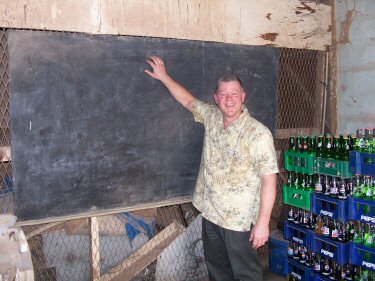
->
[264, 270, 287, 281]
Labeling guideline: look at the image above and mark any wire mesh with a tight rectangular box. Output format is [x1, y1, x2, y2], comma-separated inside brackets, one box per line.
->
[0, 29, 327, 280]
[0, 29, 13, 214]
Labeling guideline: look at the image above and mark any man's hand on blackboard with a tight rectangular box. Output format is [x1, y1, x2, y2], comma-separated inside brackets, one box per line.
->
[145, 56, 169, 82]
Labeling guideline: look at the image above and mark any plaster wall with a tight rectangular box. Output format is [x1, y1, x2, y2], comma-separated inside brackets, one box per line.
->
[336, 0, 375, 134]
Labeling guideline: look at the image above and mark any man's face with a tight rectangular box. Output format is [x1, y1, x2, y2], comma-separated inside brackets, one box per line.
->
[213, 80, 245, 121]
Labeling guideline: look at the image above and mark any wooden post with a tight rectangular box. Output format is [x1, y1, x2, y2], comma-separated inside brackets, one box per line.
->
[90, 217, 100, 281]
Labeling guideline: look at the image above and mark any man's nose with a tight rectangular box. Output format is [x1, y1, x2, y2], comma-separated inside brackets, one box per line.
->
[226, 94, 233, 100]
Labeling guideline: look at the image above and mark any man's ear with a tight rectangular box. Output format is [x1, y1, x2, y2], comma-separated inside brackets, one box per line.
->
[213, 93, 218, 104]
[241, 91, 246, 103]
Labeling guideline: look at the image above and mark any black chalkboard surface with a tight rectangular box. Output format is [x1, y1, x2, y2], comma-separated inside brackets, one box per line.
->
[8, 30, 279, 222]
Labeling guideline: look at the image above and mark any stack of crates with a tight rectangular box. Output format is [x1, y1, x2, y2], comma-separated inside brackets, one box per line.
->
[283, 147, 317, 281]
[282, 134, 356, 281]
[349, 150, 375, 277]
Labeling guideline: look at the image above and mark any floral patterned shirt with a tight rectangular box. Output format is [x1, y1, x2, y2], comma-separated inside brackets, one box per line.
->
[191, 100, 279, 231]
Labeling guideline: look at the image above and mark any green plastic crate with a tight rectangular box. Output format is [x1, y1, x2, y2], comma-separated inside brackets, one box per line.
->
[316, 157, 353, 178]
[282, 185, 313, 211]
[284, 151, 317, 175]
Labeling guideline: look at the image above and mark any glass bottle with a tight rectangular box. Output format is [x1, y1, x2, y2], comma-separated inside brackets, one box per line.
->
[324, 175, 332, 196]
[287, 206, 294, 222]
[322, 257, 331, 276]
[315, 174, 323, 193]
[316, 135, 325, 157]
[309, 136, 317, 156]
[313, 253, 322, 273]
[289, 136, 296, 152]
[287, 171, 295, 188]
[330, 177, 339, 198]
[330, 219, 339, 241]
[287, 242, 294, 258]
[333, 135, 341, 160]
[322, 217, 330, 237]
[339, 178, 348, 200]
[353, 174, 364, 198]
[364, 223, 373, 248]
[324, 134, 333, 159]
[355, 129, 363, 151]
[341, 136, 350, 161]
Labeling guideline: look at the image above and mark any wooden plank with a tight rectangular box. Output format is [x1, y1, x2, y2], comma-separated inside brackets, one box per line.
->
[275, 127, 321, 139]
[0, 0, 331, 50]
[15, 195, 192, 227]
[90, 217, 100, 281]
[99, 221, 185, 281]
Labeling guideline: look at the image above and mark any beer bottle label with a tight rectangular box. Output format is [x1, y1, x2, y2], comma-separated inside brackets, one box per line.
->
[322, 226, 330, 236]
[331, 229, 339, 239]
[288, 246, 294, 257]
[314, 263, 321, 272]
[315, 183, 322, 193]
[366, 187, 373, 197]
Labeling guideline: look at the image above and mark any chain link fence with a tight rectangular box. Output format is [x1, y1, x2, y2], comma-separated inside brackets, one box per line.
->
[0, 29, 327, 281]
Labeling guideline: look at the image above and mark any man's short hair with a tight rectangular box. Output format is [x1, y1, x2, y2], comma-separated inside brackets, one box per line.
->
[214, 74, 244, 93]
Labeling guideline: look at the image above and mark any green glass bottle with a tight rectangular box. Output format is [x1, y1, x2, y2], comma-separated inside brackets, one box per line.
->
[288, 136, 296, 152]
[324, 134, 332, 159]
[333, 135, 341, 160]
[371, 128, 375, 153]
[365, 176, 373, 198]
[316, 135, 324, 157]
[364, 128, 371, 153]
[353, 174, 364, 198]
[355, 129, 364, 152]
[309, 136, 317, 156]
[287, 171, 295, 188]
[341, 136, 350, 161]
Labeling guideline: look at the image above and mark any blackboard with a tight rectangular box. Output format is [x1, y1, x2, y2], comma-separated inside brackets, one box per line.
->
[8, 30, 279, 222]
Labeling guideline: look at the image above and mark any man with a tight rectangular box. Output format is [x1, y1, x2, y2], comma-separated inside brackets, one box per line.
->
[145, 56, 279, 281]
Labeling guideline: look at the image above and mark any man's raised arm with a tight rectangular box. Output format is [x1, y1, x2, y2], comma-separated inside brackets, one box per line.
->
[145, 56, 196, 112]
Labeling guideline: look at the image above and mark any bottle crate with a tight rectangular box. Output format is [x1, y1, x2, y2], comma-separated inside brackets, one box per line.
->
[350, 242, 375, 271]
[313, 274, 331, 281]
[284, 151, 317, 175]
[311, 193, 350, 221]
[311, 233, 351, 265]
[287, 258, 315, 281]
[284, 221, 313, 248]
[350, 197, 375, 224]
[350, 151, 375, 177]
[316, 157, 353, 178]
[269, 232, 289, 277]
[283, 185, 313, 211]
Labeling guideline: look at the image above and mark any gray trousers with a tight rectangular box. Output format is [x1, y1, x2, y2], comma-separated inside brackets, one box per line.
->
[202, 217, 264, 281]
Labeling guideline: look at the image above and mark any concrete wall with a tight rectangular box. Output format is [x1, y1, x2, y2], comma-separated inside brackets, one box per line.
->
[336, 0, 375, 134]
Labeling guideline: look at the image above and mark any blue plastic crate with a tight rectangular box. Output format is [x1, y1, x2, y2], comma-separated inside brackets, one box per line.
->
[269, 233, 289, 277]
[350, 151, 375, 177]
[314, 274, 331, 281]
[311, 193, 350, 221]
[284, 221, 313, 248]
[311, 233, 351, 265]
[350, 242, 375, 271]
[350, 197, 375, 224]
[287, 258, 315, 281]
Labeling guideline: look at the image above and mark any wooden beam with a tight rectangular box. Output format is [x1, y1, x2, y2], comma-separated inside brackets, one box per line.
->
[99, 221, 185, 281]
[0, 0, 331, 50]
[25, 221, 63, 239]
[275, 128, 321, 139]
[90, 217, 100, 281]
